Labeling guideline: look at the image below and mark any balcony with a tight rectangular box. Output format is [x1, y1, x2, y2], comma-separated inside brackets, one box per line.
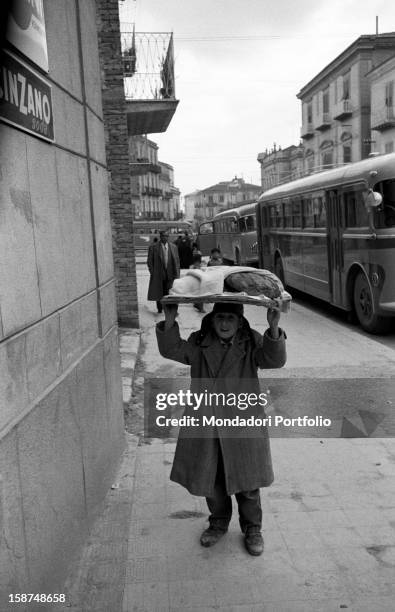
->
[121, 30, 179, 135]
[333, 99, 353, 121]
[142, 186, 162, 197]
[129, 157, 162, 176]
[315, 113, 331, 131]
[371, 107, 395, 131]
[300, 123, 314, 139]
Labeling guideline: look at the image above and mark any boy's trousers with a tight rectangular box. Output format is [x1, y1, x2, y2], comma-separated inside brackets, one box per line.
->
[205, 442, 262, 533]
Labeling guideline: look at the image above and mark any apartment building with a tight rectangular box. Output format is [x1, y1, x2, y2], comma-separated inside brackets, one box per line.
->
[298, 33, 395, 174]
[129, 135, 180, 220]
[370, 55, 395, 153]
[159, 161, 181, 220]
[257, 144, 304, 191]
[190, 177, 262, 225]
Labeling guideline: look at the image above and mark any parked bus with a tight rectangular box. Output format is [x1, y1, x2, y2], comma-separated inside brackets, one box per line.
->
[197, 202, 259, 266]
[133, 220, 193, 252]
[256, 152, 395, 333]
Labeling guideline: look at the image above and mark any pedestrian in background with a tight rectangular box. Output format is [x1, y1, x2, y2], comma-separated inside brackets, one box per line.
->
[176, 231, 194, 269]
[147, 230, 180, 314]
[207, 247, 223, 266]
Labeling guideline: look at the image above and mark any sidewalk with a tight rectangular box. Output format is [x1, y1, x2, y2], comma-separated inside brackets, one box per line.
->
[60, 269, 395, 612]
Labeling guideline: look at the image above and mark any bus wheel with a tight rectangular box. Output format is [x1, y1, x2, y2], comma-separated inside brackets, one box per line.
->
[274, 257, 285, 285]
[353, 272, 389, 334]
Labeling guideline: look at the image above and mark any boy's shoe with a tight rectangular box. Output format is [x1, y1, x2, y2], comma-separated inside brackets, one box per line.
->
[200, 526, 227, 547]
[244, 530, 264, 556]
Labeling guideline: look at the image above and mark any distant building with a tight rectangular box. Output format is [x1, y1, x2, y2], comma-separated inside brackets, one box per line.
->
[369, 55, 395, 153]
[159, 161, 181, 220]
[257, 144, 304, 190]
[184, 190, 200, 225]
[189, 177, 262, 225]
[297, 33, 395, 174]
[129, 135, 180, 220]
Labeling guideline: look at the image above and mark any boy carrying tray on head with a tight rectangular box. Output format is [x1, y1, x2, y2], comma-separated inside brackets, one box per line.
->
[156, 299, 286, 556]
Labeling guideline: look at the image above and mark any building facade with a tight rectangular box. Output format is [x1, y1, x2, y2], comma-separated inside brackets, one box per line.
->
[0, 0, 124, 596]
[159, 161, 181, 220]
[298, 33, 395, 175]
[257, 144, 304, 190]
[190, 177, 262, 225]
[129, 135, 181, 220]
[184, 190, 200, 225]
[370, 55, 395, 153]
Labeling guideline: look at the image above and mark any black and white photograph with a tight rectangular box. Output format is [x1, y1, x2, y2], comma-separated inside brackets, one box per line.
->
[2, 0, 395, 610]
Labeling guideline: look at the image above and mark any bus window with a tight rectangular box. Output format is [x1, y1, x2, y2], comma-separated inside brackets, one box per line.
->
[303, 197, 314, 228]
[269, 205, 278, 228]
[199, 222, 214, 234]
[292, 199, 302, 228]
[374, 180, 395, 228]
[313, 197, 327, 227]
[238, 217, 247, 232]
[344, 188, 369, 228]
[245, 215, 256, 231]
[283, 201, 292, 227]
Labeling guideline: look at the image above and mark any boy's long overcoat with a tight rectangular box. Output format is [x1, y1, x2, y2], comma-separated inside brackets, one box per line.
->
[156, 316, 286, 496]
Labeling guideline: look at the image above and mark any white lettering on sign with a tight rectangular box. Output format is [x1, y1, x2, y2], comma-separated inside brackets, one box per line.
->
[0, 66, 51, 124]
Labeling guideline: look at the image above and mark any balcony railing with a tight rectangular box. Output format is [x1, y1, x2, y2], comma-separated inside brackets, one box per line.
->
[315, 112, 331, 131]
[300, 123, 314, 139]
[129, 158, 162, 176]
[371, 107, 395, 131]
[333, 99, 353, 121]
[121, 30, 176, 101]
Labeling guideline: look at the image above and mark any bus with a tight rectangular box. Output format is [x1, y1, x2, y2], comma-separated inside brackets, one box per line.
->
[197, 202, 259, 266]
[256, 152, 395, 333]
[133, 220, 194, 253]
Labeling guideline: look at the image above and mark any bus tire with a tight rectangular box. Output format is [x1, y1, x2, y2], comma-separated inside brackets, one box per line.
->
[353, 271, 389, 334]
[274, 257, 285, 285]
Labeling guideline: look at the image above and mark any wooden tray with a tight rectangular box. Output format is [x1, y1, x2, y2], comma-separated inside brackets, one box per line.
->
[161, 291, 292, 313]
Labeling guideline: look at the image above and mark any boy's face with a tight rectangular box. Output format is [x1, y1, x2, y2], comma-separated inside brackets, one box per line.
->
[212, 251, 220, 259]
[212, 312, 240, 341]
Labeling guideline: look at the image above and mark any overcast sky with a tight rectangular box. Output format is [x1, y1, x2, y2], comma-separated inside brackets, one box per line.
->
[119, 0, 395, 199]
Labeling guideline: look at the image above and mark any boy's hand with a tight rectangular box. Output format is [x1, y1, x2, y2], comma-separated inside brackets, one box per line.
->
[267, 307, 280, 339]
[164, 304, 178, 329]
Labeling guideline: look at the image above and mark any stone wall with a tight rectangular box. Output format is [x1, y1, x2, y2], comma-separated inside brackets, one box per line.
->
[0, 0, 124, 599]
[96, 0, 139, 327]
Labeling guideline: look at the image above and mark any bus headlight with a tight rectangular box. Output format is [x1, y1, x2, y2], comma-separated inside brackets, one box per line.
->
[371, 272, 380, 287]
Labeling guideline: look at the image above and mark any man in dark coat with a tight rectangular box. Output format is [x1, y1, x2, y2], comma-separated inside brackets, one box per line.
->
[156, 302, 286, 555]
[175, 231, 193, 269]
[147, 231, 180, 313]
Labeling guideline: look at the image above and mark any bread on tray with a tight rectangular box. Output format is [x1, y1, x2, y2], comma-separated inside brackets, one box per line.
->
[161, 266, 292, 312]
